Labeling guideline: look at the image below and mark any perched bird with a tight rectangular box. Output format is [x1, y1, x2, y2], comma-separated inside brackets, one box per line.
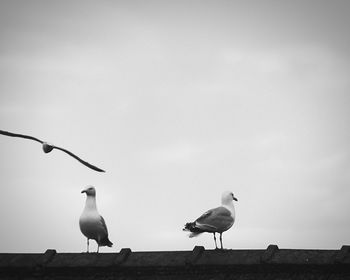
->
[0, 129, 105, 172]
[183, 191, 238, 249]
[79, 186, 113, 253]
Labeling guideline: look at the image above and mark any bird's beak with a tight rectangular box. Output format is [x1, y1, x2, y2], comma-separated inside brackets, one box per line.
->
[233, 196, 238, 201]
[81, 190, 86, 194]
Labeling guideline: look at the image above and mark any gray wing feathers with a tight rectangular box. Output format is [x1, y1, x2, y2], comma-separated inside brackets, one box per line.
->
[195, 206, 234, 232]
[99, 215, 109, 235]
[98, 215, 113, 247]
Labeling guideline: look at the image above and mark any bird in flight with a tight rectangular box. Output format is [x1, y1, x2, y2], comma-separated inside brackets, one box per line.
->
[0, 129, 105, 172]
[79, 186, 113, 253]
[183, 191, 238, 249]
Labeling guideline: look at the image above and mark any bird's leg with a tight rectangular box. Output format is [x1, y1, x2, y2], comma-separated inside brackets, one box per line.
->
[86, 239, 90, 253]
[213, 233, 218, 249]
[219, 233, 223, 250]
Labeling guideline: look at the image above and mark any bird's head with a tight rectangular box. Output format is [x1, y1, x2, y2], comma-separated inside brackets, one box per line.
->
[222, 191, 238, 205]
[42, 142, 54, 153]
[81, 186, 96, 197]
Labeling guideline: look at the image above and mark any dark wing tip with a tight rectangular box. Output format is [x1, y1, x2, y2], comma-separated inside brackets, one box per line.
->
[183, 222, 201, 232]
[95, 167, 106, 173]
[98, 236, 113, 247]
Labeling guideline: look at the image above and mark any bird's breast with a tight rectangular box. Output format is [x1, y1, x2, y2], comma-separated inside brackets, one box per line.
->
[79, 212, 103, 240]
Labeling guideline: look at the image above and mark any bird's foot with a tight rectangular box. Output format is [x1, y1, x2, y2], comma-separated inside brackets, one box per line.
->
[214, 247, 228, 251]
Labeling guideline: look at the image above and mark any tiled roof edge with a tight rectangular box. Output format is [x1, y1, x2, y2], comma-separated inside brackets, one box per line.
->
[0, 245, 349, 270]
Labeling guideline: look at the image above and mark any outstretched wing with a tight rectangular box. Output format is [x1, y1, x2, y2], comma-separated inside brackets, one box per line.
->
[0, 129, 43, 144]
[1, 129, 105, 172]
[53, 145, 105, 172]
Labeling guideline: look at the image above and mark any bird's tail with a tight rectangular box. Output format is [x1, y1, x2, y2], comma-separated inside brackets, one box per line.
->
[188, 232, 202, 238]
[183, 222, 203, 238]
[99, 236, 113, 247]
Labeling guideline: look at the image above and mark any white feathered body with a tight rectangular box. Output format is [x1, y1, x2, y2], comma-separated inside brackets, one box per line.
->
[79, 195, 112, 247]
[80, 211, 105, 241]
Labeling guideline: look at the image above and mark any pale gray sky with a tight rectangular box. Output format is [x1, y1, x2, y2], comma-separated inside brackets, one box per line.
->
[0, 0, 350, 253]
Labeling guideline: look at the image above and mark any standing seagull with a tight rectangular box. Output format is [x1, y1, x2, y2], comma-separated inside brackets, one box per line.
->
[183, 191, 238, 249]
[0, 129, 105, 172]
[79, 186, 113, 253]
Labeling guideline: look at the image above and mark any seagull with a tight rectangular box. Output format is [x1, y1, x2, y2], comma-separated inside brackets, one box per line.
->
[79, 186, 113, 253]
[183, 191, 238, 250]
[0, 129, 105, 172]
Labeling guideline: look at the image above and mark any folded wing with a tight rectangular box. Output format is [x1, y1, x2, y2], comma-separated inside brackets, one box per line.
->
[195, 206, 234, 232]
[98, 215, 113, 247]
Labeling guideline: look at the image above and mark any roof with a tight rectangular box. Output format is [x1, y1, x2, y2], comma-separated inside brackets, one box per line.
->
[1, 245, 350, 279]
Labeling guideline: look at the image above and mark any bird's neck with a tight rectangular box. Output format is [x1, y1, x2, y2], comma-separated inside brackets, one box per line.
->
[223, 201, 235, 216]
[84, 195, 98, 212]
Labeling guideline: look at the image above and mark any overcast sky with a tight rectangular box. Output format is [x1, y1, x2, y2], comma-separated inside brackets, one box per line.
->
[1, 0, 350, 253]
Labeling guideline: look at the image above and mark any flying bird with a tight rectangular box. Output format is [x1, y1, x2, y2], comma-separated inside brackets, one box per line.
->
[183, 191, 238, 249]
[79, 186, 113, 253]
[0, 129, 105, 172]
